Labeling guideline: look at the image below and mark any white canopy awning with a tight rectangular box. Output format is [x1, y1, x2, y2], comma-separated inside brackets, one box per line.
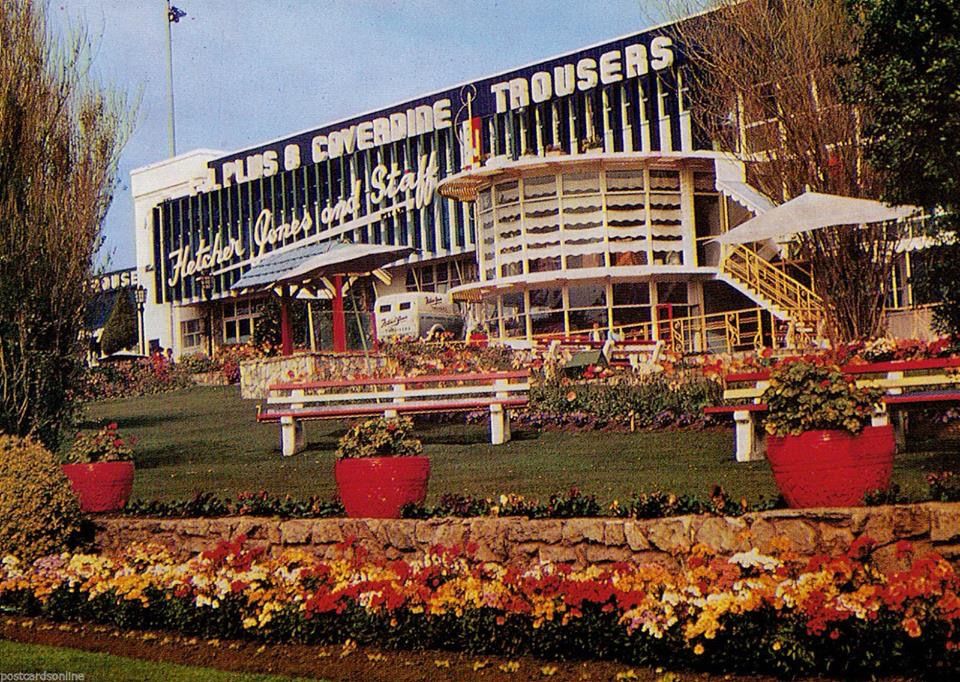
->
[716, 178, 776, 216]
[718, 191, 922, 244]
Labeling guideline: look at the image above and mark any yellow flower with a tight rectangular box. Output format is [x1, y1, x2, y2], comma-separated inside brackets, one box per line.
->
[693, 643, 705, 655]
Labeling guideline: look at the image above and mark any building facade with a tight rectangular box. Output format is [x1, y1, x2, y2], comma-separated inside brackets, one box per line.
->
[131, 17, 930, 358]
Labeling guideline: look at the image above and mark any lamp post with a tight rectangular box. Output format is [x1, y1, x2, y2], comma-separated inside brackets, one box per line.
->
[197, 274, 214, 357]
[134, 286, 147, 356]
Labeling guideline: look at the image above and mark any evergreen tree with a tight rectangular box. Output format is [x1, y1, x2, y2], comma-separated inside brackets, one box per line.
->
[99, 290, 139, 356]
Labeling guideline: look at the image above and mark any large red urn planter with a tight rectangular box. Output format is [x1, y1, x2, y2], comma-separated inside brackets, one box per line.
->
[335, 456, 430, 518]
[766, 424, 895, 508]
[61, 461, 135, 513]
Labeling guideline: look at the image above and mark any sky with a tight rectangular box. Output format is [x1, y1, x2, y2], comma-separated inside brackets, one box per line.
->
[51, 1, 675, 270]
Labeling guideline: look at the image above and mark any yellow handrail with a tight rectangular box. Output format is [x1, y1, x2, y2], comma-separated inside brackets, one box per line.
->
[721, 245, 823, 327]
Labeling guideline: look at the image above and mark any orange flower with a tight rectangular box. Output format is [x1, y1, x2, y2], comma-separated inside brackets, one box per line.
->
[903, 617, 922, 638]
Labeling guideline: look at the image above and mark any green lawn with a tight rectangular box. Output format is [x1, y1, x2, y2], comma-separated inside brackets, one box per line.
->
[0, 640, 321, 681]
[82, 385, 954, 505]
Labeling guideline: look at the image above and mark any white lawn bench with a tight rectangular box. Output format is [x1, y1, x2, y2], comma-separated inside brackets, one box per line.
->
[704, 357, 960, 462]
[257, 370, 531, 456]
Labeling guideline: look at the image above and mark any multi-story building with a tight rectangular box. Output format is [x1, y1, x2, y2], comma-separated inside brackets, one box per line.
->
[131, 15, 930, 358]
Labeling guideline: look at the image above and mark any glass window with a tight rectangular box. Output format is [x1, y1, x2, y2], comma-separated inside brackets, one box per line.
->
[613, 282, 650, 306]
[223, 298, 258, 344]
[657, 281, 688, 304]
[529, 287, 564, 336]
[568, 284, 606, 310]
[562, 171, 600, 196]
[523, 174, 557, 200]
[181, 319, 202, 350]
[500, 292, 526, 337]
[605, 170, 644, 192]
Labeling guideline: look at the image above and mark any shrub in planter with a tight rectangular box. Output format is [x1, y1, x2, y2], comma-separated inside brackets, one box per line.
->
[762, 361, 893, 508]
[0, 435, 83, 561]
[61, 423, 136, 512]
[334, 417, 429, 518]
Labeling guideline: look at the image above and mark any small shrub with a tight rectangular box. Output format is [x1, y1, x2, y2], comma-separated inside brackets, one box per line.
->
[0, 434, 83, 561]
[63, 422, 136, 463]
[863, 484, 909, 506]
[335, 417, 422, 459]
[763, 361, 882, 436]
[928, 471, 960, 502]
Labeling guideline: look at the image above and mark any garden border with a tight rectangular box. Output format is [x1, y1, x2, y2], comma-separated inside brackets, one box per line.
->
[95, 502, 960, 572]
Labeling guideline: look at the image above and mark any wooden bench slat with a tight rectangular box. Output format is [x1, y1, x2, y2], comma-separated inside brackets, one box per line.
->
[884, 390, 960, 405]
[259, 396, 530, 422]
[703, 404, 767, 415]
[265, 382, 530, 405]
[724, 356, 960, 385]
[843, 357, 960, 374]
[269, 370, 530, 391]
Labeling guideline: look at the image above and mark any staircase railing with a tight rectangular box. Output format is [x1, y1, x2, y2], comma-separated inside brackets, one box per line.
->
[721, 244, 823, 327]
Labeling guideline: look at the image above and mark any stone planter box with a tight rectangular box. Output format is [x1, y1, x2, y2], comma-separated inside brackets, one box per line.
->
[192, 371, 229, 386]
[239, 352, 394, 399]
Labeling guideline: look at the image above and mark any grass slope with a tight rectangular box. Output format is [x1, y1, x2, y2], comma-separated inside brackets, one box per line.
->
[82, 385, 951, 505]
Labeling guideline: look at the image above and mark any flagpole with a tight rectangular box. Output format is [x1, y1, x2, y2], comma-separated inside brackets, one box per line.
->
[166, 0, 187, 156]
[165, 1, 178, 157]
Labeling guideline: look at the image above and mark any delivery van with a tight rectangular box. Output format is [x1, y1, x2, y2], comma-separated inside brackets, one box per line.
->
[375, 292, 464, 341]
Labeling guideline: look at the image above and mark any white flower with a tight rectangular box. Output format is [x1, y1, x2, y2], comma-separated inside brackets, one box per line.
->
[729, 548, 780, 571]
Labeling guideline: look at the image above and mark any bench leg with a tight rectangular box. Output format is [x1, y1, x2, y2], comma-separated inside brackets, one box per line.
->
[490, 404, 511, 445]
[733, 410, 765, 463]
[872, 409, 906, 452]
[280, 417, 306, 457]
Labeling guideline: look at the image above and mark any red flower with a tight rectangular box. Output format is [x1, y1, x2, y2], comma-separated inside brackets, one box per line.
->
[848, 535, 877, 558]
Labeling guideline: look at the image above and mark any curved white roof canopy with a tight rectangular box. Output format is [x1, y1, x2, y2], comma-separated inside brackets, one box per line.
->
[717, 191, 922, 245]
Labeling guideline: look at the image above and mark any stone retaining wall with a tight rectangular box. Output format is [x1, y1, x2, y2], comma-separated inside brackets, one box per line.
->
[239, 352, 393, 399]
[95, 502, 960, 573]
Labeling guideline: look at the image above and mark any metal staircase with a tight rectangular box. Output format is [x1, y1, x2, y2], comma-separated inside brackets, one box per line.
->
[719, 244, 824, 334]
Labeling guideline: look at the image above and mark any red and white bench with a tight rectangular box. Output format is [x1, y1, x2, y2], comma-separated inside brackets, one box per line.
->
[704, 357, 960, 462]
[258, 370, 531, 456]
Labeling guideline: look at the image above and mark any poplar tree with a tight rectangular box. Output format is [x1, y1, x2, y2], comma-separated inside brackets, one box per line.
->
[0, 1, 132, 447]
[667, 0, 897, 343]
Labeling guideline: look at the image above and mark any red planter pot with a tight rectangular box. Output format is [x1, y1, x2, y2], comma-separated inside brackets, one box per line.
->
[335, 456, 430, 518]
[766, 425, 895, 508]
[61, 461, 135, 513]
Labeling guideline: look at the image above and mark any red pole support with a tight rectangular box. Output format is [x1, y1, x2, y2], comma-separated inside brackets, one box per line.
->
[332, 274, 346, 352]
[280, 285, 293, 356]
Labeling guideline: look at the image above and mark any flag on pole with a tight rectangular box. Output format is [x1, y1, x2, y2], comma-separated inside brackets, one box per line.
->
[460, 117, 483, 170]
[168, 5, 187, 23]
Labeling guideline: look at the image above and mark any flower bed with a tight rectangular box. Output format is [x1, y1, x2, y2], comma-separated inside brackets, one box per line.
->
[122, 487, 781, 520]
[525, 374, 722, 430]
[1, 536, 958, 677]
